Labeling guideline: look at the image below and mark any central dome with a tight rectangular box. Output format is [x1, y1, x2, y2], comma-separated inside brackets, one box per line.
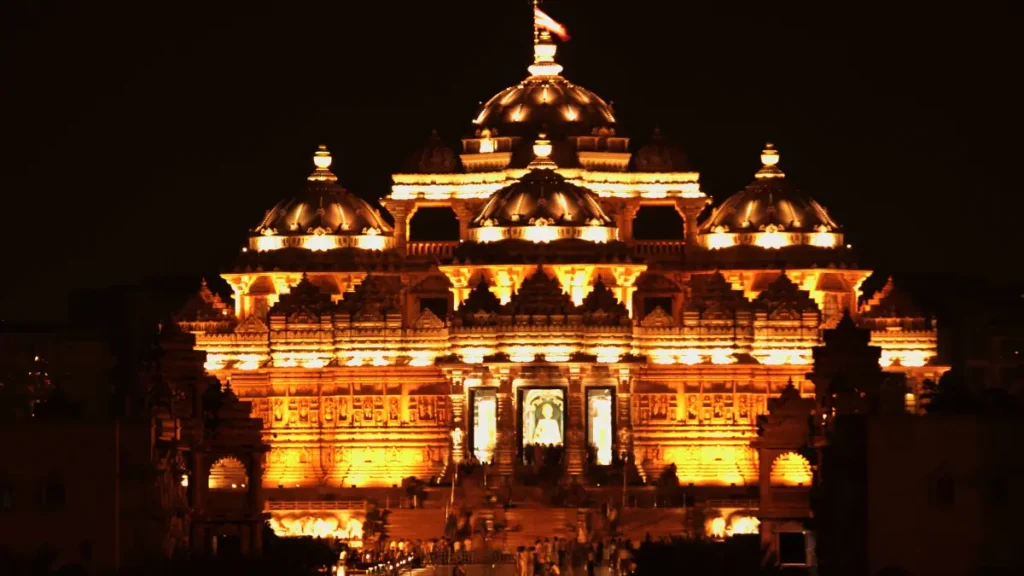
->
[472, 34, 615, 139]
[469, 140, 617, 243]
[473, 77, 616, 139]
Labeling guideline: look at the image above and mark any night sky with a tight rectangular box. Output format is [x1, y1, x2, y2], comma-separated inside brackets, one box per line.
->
[1, 0, 1016, 323]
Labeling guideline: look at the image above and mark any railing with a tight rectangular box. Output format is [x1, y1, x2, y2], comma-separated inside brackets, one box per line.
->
[265, 499, 366, 512]
[631, 240, 686, 258]
[406, 241, 459, 259]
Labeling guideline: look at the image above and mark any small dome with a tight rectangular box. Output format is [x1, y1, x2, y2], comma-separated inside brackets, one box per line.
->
[632, 127, 691, 172]
[402, 130, 459, 173]
[698, 144, 842, 250]
[250, 146, 394, 252]
[469, 140, 616, 244]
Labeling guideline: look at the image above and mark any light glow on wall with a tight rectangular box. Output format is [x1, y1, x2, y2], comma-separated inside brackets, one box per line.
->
[879, 350, 930, 368]
[269, 514, 364, 544]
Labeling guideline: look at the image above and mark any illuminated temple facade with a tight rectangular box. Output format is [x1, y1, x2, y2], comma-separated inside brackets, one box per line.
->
[175, 15, 945, 542]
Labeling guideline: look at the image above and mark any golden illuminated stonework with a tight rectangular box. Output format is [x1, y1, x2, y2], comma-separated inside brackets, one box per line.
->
[173, 3, 946, 549]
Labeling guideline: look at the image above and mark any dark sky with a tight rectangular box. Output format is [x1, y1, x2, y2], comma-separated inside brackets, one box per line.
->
[1, 0, 1016, 322]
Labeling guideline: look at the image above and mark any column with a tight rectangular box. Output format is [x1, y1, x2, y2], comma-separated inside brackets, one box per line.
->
[616, 370, 633, 461]
[449, 382, 466, 465]
[566, 375, 585, 477]
[619, 200, 640, 243]
[390, 203, 410, 254]
[678, 199, 705, 246]
[495, 376, 515, 479]
[452, 201, 476, 242]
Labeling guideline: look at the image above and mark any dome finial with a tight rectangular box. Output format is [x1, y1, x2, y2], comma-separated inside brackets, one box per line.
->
[755, 142, 785, 179]
[309, 145, 338, 182]
[529, 133, 556, 170]
[529, 0, 565, 77]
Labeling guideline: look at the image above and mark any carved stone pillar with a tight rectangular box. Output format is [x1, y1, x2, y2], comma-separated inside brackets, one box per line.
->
[566, 376, 585, 477]
[449, 387, 466, 465]
[616, 370, 633, 460]
[619, 200, 641, 243]
[389, 203, 410, 255]
[678, 200, 705, 246]
[495, 386, 515, 478]
[452, 201, 476, 242]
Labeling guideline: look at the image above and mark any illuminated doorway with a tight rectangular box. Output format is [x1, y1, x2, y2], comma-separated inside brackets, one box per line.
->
[518, 388, 566, 450]
[586, 388, 615, 465]
[470, 387, 498, 463]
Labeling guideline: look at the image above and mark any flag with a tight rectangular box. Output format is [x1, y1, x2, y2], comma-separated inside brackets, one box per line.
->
[535, 7, 571, 42]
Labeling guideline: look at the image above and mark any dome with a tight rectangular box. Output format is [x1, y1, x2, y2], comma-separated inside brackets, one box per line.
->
[468, 139, 617, 244]
[471, 35, 615, 139]
[402, 129, 459, 173]
[250, 146, 394, 252]
[697, 144, 842, 250]
[632, 127, 691, 172]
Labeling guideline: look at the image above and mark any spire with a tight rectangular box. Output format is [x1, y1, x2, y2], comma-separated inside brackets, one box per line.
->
[529, 0, 564, 77]
[528, 134, 557, 169]
[755, 142, 785, 179]
[308, 145, 338, 183]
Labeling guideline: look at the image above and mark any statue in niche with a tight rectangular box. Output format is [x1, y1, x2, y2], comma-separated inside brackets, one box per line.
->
[323, 399, 335, 422]
[532, 403, 563, 445]
[273, 399, 285, 423]
[388, 397, 400, 421]
[362, 397, 373, 420]
[687, 396, 698, 420]
[339, 397, 349, 421]
[713, 395, 724, 418]
[419, 397, 435, 421]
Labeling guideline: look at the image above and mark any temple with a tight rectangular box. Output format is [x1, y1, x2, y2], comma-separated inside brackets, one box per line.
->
[173, 5, 947, 558]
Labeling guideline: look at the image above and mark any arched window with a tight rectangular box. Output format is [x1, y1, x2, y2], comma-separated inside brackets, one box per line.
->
[208, 457, 249, 490]
[769, 452, 812, 486]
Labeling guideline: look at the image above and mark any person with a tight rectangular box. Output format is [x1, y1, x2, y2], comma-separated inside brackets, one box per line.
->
[532, 403, 562, 444]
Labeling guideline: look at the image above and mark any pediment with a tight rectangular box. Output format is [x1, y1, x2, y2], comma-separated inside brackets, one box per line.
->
[641, 306, 675, 328]
[414, 308, 445, 329]
[234, 314, 269, 333]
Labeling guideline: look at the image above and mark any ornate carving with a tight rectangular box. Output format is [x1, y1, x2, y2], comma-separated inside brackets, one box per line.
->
[502, 266, 578, 319]
[581, 276, 629, 325]
[270, 274, 333, 320]
[686, 272, 747, 320]
[414, 308, 445, 329]
[337, 275, 400, 321]
[640, 306, 674, 328]
[754, 273, 819, 321]
[234, 314, 269, 333]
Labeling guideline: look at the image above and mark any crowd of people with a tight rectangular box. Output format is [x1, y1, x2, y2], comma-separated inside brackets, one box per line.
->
[345, 534, 645, 576]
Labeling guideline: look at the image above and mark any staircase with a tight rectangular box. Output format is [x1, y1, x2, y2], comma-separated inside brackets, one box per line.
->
[387, 508, 448, 541]
[501, 507, 579, 551]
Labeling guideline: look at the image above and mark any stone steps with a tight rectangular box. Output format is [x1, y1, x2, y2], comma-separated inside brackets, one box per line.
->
[387, 508, 448, 541]
[501, 508, 579, 551]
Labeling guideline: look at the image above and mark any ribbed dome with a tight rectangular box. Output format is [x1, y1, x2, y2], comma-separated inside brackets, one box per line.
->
[474, 168, 611, 228]
[699, 179, 838, 234]
[632, 127, 691, 172]
[402, 129, 459, 174]
[468, 143, 617, 244]
[697, 144, 842, 250]
[250, 146, 393, 252]
[255, 183, 391, 236]
[473, 76, 616, 139]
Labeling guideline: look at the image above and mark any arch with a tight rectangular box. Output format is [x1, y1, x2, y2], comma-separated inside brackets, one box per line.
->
[633, 205, 684, 240]
[408, 206, 459, 241]
[208, 456, 249, 490]
[769, 452, 812, 486]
